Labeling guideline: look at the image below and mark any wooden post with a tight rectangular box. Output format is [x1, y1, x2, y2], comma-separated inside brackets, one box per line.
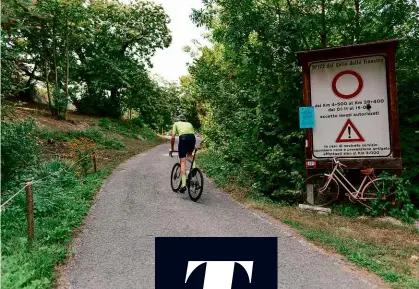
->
[301, 54, 313, 204]
[93, 153, 97, 173]
[25, 179, 34, 244]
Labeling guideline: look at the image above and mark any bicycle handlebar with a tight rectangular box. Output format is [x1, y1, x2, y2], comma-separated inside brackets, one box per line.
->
[333, 158, 347, 167]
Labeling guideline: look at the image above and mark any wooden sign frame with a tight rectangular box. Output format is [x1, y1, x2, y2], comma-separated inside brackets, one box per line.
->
[296, 39, 402, 172]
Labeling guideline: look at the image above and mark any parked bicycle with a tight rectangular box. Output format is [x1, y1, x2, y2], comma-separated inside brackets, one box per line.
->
[299, 158, 394, 208]
[169, 143, 204, 202]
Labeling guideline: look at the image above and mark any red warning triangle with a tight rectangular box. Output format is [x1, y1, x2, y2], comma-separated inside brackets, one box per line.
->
[336, 119, 365, 143]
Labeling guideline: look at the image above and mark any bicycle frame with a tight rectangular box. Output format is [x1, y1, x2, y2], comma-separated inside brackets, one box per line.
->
[170, 147, 199, 170]
[320, 160, 378, 200]
[170, 138, 204, 169]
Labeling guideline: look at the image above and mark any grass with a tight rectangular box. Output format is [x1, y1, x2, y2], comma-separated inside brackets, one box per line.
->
[197, 149, 419, 289]
[36, 128, 125, 150]
[1, 116, 167, 289]
[1, 162, 108, 289]
[257, 204, 419, 289]
[99, 117, 157, 142]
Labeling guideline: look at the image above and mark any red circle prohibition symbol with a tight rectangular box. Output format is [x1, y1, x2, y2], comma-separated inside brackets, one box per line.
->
[332, 70, 363, 99]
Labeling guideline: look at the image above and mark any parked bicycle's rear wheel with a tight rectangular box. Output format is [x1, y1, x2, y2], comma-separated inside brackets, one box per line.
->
[361, 178, 395, 201]
[301, 174, 339, 206]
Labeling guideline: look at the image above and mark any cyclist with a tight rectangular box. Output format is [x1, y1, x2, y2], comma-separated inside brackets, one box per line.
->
[169, 115, 196, 193]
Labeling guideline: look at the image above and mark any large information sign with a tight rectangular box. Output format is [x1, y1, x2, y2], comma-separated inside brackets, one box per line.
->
[296, 40, 402, 170]
[310, 55, 391, 158]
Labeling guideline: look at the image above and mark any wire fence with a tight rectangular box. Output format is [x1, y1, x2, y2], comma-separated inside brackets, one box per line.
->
[1, 153, 97, 209]
[1, 152, 98, 243]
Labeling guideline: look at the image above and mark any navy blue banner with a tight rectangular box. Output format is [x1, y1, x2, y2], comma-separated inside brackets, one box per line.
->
[155, 237, 278, 289]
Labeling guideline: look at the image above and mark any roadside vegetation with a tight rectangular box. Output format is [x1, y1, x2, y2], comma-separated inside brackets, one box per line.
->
[1, 104, 166, 289]
[188, 1, 419, 287]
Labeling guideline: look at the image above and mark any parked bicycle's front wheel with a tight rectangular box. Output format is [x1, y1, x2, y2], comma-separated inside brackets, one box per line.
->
[188, 168, 204, 202]
[300, 174, 339, 206]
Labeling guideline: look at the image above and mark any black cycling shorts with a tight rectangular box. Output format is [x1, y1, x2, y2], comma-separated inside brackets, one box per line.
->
[178, 134, 196, 158]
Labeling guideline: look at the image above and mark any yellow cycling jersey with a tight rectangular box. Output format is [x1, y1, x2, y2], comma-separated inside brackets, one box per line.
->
[172, 121, 195, 136]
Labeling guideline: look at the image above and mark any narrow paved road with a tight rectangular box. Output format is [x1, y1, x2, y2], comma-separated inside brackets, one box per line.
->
[65, 143, 383, 289]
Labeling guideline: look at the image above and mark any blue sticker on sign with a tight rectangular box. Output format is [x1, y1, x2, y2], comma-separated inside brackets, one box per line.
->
[299, 106, 315, 128]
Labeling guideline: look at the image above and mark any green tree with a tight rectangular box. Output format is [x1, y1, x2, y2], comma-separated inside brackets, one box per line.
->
[2, 0, 173, 121]
[73, 0, 172, 118]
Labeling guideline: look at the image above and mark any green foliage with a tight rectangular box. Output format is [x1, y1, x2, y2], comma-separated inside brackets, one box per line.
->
[1, 160, 108, 289]
[197, 149, 240, 188]
[140, 126, 158, 142]
[367, 174, 419, 223]
[124, 78, 181, 131]
[1, 119, 40, 184]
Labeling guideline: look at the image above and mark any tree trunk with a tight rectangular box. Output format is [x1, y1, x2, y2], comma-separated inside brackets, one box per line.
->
[110, 88, 121, 118]
[43, 22, 53, 113]
[354, 0, 360, 43]
[64, 19, 69, 119]
[320, 0, 327, 48]
[21, 65, 37, 101]
[52, 13, 59, 116]
[45, 58, 51, 111]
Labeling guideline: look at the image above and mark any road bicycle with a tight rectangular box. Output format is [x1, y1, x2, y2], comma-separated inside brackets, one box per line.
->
[299, 158, 395, 208]
[169, 144, 204, 202]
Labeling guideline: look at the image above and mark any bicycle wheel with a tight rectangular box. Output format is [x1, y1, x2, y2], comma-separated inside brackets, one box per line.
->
[300, 174, 339, 206]
[170, 163, 182, 192]
[362, 178, 395, 201]
[188, 168, 204, 202]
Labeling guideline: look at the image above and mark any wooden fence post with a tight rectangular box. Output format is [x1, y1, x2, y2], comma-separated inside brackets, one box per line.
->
[24, 179, 34, 244]
[92, 153, 97, 173]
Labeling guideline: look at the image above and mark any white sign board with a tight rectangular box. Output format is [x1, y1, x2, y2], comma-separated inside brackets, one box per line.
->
[309, 55, 391, 158]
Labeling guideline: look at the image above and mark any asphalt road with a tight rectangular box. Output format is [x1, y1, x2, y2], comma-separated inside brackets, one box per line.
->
[65, 143, 383, 289]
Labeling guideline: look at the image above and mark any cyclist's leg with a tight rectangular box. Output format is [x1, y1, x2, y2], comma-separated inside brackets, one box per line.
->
[170, 132, 175, 152]
[178, 135, 188, 192]
[187, 152, 193, 162]
[188, 135, 196, 169]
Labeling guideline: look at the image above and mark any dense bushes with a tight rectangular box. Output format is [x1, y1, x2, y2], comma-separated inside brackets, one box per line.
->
[1, 119, 39, 184]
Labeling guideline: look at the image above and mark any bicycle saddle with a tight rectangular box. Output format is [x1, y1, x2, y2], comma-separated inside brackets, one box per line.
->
[360, 168, 374, 175]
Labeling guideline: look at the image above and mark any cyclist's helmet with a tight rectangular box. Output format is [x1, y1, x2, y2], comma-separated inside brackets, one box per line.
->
[178, 115, 186, 121]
